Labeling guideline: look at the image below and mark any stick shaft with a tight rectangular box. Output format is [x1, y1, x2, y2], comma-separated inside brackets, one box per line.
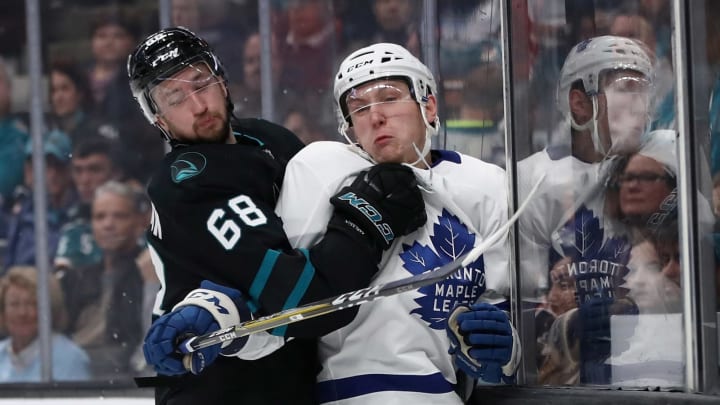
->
[182, 174, 545, 353]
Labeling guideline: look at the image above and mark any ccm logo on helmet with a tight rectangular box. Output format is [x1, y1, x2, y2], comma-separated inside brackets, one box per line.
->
[152, 47, 180, 67]
[145, 32, 169, 48]
[345, 60, 373, 73]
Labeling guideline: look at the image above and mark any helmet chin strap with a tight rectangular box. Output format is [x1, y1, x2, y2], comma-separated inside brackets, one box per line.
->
[407, 105, 439, 166]
[409, 141, 435, 193]
[154, 117, 177, 145]
[405, 106, 439, 192]
[339, 121, 377, 164]
[571, 94, 609, 159]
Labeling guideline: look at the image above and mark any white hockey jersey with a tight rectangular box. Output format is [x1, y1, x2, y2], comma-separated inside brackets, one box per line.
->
[276, 141, 510, 405]
[517, 146, 631, 303]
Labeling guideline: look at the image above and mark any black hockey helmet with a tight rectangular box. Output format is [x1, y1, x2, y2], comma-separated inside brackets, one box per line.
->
[127, 26, 227, 130]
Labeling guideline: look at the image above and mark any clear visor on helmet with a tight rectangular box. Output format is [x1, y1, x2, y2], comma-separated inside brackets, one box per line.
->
[343, 82, 414, 123]
[603, 74, 652, 95]
[603, 75, 653, 152]
[149, 62, 223, 114]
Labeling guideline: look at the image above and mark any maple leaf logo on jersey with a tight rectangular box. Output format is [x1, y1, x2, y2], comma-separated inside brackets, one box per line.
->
[171, 152, 207, 183]
[399, 209, 486, 330]
[550, 204, 631, 304]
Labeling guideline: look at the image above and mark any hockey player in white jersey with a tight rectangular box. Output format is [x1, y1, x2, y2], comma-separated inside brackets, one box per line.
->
[517, 35, 653, 384]
[275, 43, 520, 404]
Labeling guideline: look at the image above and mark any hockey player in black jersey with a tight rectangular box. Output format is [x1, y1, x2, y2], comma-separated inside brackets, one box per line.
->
[127, 27, 427, 404]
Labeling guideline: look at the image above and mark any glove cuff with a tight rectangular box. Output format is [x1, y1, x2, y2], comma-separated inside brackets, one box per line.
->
[223, 333, 287, 360]
[173, 288, 242, 349]
[327, 212, 384, 262]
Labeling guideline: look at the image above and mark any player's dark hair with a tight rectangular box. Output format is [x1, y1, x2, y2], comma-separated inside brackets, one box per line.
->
[49, 61, 93, 112]
[73, 137, 123, 164]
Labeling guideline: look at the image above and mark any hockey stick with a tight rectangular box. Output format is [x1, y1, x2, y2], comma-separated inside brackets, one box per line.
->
[179, 174, 545, 355]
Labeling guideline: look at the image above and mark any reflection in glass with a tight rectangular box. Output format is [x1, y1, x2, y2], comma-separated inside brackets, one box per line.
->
[516, 32, 678, 386]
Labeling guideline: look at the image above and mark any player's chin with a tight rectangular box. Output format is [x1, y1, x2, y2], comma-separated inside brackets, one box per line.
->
[194, 127, 227, 143]
[96, 236, 130, 251]
[370, 148, 405, 165]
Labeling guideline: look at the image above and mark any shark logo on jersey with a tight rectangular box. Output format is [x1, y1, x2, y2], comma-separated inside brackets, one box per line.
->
[550, 204, 631, 303]
[399, 209, 485, 330]
[171, 152, 207, 183]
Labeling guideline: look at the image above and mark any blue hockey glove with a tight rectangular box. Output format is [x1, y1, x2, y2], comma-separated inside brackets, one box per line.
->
[447, 302, 518, 383]
[143, 280, 248, 376]
[578, 296, 639, 362]
[577, 296, 639, 383]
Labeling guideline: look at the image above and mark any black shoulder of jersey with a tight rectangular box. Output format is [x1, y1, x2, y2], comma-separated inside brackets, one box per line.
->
[231, 117, 305, 163]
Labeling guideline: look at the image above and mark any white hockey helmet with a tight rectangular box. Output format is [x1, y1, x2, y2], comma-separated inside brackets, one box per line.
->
[333, 43, 438, 161]
[556, 35, 653, 118]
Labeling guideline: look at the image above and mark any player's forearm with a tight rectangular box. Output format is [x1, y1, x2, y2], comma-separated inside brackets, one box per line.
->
[279, 226, 381, 337]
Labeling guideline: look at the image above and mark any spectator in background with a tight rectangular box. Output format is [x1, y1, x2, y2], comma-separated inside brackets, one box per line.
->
[170, 0, 253, 85]
[613, 133, 677, 232]
[445, 62, 505, 166]
[0, 58, 28, 216]
[278, 0, 339, 92]
[86, 13, 139, 122]
[86, 12, 163, 183]
[648, 219, 681, 300]
[334, 0, 376, 49]
[171, 0, 200, 29]
[526, 0, 570, 140]
[610, 130, 683, 314]
[54, 138, 125, 273]
[625, 224, 682, 315]
[282, 104, 330, 144]
[0, 266, 89, 382]
[276, 0, 341, 134]
[639, 0, 671, 62]
[62, 181, 148, 379]
[438, 0, 501, 86]
[439, 36, 500, 122]
[4, 130, 76, 271]
[439, 0, 500, 46]
[48, 62, 119, 146]
[346, 0, 420, 57]
[232, 32, 296, 120]
[608, 9, 674, 130]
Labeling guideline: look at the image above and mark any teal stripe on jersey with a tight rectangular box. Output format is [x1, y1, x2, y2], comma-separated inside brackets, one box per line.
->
[233, 131, 265, 146]
[272, 248, 315, 336]
[249, 250, 280, 306]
